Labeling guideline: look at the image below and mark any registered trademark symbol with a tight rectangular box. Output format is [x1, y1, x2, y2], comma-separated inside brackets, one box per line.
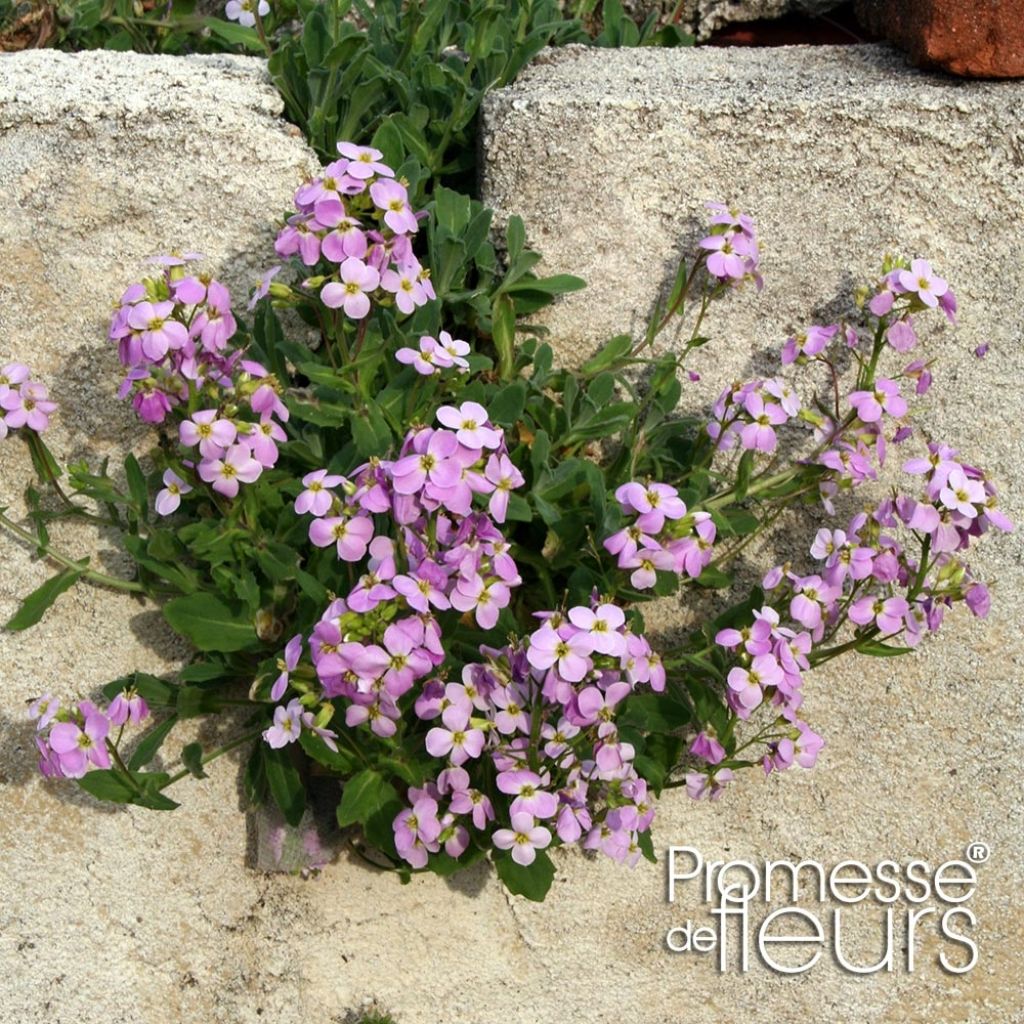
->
[966, 841, 990, 864]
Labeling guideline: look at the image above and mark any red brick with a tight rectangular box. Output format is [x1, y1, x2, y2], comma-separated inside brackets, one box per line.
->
[856, 0, 1024, 78]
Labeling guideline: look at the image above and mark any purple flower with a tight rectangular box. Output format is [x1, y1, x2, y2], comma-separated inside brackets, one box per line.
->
[198, 443, 262, 498]
[690, 730, 726, 765]
[492, 811, 552, 866]
[295, 468, 344, 516]
[108, 690, 150, 726]
[48, 711, 110, 778]
[337, 142, 394, 180]
[155, 469, 191, 516]
[180, 410, 237, 458]
[848, 378, 907, 423]
[380, 263, 427, 316]
[248, 265, 282, 310]
[939, 467, 985, 518]
[369, 179, 419, 234]
[526, 623, 592, 682]
[271, 634, 303, 702]
[898, 258, 948, 309]
[450, 574, 510, 630]
[263, 698, 303, 748]
[436, 401, 500, 450]
[321, 258, 380, 320]
[309, 514, 374, 562]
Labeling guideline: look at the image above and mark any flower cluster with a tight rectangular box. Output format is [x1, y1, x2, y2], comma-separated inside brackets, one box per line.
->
[31, 689, 149, 780]
[708, 377, 802, 454]
[603, 481, 717, 589]
[0, 363, 56, 438]
[390, 612, 663, 870]
[109, 256, 242, 425]
[275, 143, 432, 321]
[700, 202, 762, 288]
[107, 257, 290, 511]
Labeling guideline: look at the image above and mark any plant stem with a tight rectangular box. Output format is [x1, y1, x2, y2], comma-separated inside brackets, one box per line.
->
[0, 511, 145, 593]
[163, 728, 263, 787]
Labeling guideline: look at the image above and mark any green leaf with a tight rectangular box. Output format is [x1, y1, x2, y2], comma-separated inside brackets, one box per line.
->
[5, 566, 85, 631]
[163, 593, 258, 653]
[506, 214, 526, 264]
[336, 768, 397, 827]
[264, 746, 306, 827]
[124, 454, 148, 519]
[492, 292, 516, 381]
[299, 730, 355, 773]
[77, 769, 178, 811]
[494, 848, 556, 901]
[580, 334, 633, 376]
[694, 566, 733, 590]
[181, 742, 208, 779]
[735, 450, 755, 502]
[127, 715, 178, 771]
[203, 16, 263, 50]
[488, 380, 527, 426]
[857, 640, 914, 657]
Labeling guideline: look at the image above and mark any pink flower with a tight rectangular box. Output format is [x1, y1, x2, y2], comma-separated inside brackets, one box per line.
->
[450, 574, 510, 630]
[271, 634, 303, 702]
[198, 443, 262, 498]
[396, 335, 451, 376]
[848, 378, 907, 423]
[939, 467, 985, 519]
[128, 300, 187, 360]
[155, 469, 192, 516]
[321, 258, 380, 320]
[849, 595, 909, 635]
[898, 258, 948, 309]
[567, 603, 626, 656]
[309, 514, 374, 562]
[263, 699, 303, 748]
[48, 711, 111, 778]
[180, 409, 237, 458]
[739, 392, 788, 453]
[2, 381, 57, 432]
[484, 453, 524, 523]
[492, 811, 552, 866]
[436, 402, 500, 450]
[295, 468, 344, 516]
[337, 142, 393, 180]
[369, 179, 419, 234]
[526, 623, 592, 682]
[380, 263, 428, 315]
[425, 722, 486, 766]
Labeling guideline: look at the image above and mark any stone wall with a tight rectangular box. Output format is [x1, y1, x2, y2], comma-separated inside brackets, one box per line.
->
[1, 44, 1022, 1024]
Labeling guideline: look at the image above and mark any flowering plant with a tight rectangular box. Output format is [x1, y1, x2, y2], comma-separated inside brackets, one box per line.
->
[3, 148, 1010, 899]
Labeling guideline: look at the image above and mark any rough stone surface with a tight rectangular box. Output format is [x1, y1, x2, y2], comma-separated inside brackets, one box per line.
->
[0, 50, 320, 1024]
[3, 44, 1024, 1024]
[856, 0, 1024, 78]
[483, 43, 1022, 1023]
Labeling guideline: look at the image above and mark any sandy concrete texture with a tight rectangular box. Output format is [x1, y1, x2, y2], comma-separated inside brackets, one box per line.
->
[0, 50, 321, 1024]
[1, 43, 1022, 1024]
[483, 42, 1021, 1024]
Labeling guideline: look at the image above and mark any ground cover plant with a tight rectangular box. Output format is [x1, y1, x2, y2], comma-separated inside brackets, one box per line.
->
[1, 2, 1011, 900]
